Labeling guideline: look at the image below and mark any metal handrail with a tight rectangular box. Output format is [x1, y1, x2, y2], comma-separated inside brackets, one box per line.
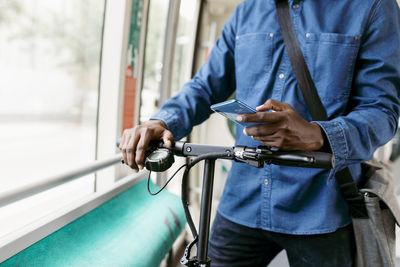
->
[0, 154, 122, 207]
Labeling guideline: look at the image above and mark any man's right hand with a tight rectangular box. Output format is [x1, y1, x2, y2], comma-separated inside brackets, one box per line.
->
[119, 120, 174, 171]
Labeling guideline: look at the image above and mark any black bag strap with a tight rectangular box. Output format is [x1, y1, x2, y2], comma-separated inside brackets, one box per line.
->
[274, 0, 368, 218]
[275, 0, 327, 121]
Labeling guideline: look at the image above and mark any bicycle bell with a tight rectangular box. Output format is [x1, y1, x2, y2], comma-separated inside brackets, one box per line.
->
[145, 148, 174, 172]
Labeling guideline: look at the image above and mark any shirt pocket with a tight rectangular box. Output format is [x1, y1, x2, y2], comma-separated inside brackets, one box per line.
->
[304, 32, 360, 103]
[235, 33, 273, 92]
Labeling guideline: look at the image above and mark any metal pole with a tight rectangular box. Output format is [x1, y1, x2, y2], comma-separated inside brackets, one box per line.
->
[0, 154, 122, 207]
[197, 158, 215, 265]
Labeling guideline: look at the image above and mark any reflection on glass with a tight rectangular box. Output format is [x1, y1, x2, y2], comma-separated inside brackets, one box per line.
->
[140, 0, 170, 123]
[0, 0, 105, 188]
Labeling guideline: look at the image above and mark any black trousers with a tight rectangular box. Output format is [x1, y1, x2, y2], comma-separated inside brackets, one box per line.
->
[208, 212, 356, 267]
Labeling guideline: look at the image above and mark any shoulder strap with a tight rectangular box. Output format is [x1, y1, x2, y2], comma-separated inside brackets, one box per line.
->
[274, 0, 368, 218]
[275, 0, 327, 121]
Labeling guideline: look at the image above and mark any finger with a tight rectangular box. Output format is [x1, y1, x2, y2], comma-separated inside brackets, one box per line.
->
[135, 130, 152, 170]
[251, 135, 285, 149]
[119, 130, 127, 150]
[162, 130, 174, 148]
[121, 134, 129, 166]
[237, 111, 284, 123]
[243, 123, 281, 137]
[122, 148, 128, 167]
[127, 134, 140, 170]
[252, 132, 299, 150]
[256, 99, 287, 112]
[252, 135, 278, 142]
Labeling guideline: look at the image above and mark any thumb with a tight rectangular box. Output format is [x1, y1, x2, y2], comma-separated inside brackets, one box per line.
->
[162, 130, 174, 148]
[256, 99, 284, 112]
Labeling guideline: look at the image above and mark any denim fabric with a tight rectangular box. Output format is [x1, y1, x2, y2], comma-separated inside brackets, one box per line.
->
[208, 212, 356, 267]
[152, 0, 400, 234]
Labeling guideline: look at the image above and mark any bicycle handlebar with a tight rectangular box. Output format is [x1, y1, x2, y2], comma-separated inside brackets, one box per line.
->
[116, 139, 334, 169]
[145, 141, 335, 169]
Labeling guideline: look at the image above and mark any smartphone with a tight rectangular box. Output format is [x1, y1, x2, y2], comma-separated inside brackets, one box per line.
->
[210, 99, 262, 127]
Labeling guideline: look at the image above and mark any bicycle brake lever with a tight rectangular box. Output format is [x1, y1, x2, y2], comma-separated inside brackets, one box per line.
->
[233, 146, 264, 168]
[180, 236, 199, 266]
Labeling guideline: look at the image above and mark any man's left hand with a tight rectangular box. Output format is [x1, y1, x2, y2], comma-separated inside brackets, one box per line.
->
[236, 99, 325, 151]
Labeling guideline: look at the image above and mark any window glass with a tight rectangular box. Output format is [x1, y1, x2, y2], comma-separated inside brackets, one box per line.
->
[171, 0, 198, 94]
[139, 0, 170, 123]
[0, 0, 105, 238]
[0, 0, 105, 189]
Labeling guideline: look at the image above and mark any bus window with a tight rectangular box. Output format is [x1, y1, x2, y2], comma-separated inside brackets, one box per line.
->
[0, 0, 105, 237]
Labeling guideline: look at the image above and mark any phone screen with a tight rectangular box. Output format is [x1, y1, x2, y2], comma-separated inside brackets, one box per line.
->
[210, 99, 262, 127]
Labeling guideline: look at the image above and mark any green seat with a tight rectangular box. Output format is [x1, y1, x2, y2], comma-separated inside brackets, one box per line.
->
[2, 180, 186, 267]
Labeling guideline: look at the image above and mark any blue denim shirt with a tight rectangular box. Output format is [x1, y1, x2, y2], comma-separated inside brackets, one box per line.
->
[152, 0, 400, 234]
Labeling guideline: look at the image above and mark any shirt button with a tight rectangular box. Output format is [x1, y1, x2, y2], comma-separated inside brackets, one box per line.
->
[236, 36, 239, 40]
[279, 73, 285, 79]
[269, 33, 274, 38]
[306, 33, 311, 38]
[264, 179, 269, 185]
[293, 4, 299, 9]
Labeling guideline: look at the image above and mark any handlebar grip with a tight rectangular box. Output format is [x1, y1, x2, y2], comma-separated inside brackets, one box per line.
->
[262, 151, 335, 169]
[307, 151, 335, 169]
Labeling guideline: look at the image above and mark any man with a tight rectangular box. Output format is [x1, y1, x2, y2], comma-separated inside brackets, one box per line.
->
[119, 0, 400, 265]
